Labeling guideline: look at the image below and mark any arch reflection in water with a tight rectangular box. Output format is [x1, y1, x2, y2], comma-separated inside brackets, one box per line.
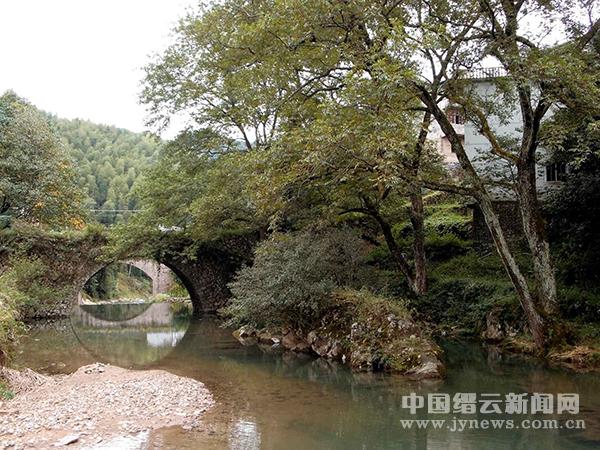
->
[69, 302, 192, 368]
[230, 419, 261, 450]
[79, 303, 153, 322]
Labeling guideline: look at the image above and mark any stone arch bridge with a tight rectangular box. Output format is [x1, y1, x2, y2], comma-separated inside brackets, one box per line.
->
[5, 231, 258, 319]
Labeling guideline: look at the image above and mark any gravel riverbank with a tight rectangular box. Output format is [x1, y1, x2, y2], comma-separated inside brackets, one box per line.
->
[0, 363, 214, 449]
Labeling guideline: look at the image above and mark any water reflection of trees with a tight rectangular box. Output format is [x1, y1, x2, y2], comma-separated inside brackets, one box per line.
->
[78, 303, 153, 323]
[74, 303, 192, 329]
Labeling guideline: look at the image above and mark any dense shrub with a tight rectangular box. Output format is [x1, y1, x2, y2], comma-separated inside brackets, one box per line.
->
[223, 228, 377, 329]
[0, 271, 26, 364]
[425, 206, 472, 239]
[414, 278, 521, 332]
[545, 174, 600, 287]
[4, 257, 69, 317]
[410, 251, 524, 333]
[425, 233, 471, 261]
[558, 286, 600, 323]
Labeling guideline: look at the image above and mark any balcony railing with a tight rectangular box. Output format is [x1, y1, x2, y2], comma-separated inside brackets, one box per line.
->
[462, 67, 507, 79]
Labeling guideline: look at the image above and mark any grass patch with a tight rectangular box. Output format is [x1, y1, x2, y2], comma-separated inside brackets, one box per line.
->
[0, 379, 15, 400]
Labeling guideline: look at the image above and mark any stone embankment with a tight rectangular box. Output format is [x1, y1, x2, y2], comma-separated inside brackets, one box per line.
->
[0, 363, 213, 449]
[234, 311, 445, 380]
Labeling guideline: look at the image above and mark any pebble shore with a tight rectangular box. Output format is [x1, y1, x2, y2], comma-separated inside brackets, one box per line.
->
[0, 363, 214, 449]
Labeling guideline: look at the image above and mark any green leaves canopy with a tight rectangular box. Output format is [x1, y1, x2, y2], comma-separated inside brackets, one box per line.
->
[0, 91, 85, 228]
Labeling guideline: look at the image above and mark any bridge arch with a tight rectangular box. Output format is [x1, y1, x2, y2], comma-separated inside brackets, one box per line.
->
[72, 234, 257, 317]
[123, 259, 174, 296]
[78, 260, 173, 304]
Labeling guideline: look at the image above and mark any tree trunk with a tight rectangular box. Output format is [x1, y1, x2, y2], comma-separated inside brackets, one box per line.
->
[477, 194, 547, 349]
[515, 159, 558, 317]
[416, 86, 549, 350]
[407, 111, 431, 295]
[409, 191, 427, 294]
[376, 214, 416, 292]
[360, 196, 422, 294]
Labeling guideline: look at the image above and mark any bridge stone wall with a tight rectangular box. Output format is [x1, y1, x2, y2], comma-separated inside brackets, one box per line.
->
[0, 229, 109, 319]
[158, 234, 258, 315]
[124, 259, 174, 296]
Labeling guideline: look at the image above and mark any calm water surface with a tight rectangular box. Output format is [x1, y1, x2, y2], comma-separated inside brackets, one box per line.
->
[11, 303, 600, 450]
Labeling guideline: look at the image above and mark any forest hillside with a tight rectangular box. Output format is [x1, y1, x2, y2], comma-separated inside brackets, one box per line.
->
[48, 115, 162, 224]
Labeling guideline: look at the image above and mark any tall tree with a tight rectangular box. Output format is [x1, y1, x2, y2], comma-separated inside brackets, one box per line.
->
[0, 91, 85, 228]
[261, 76, 444, 294]
[142, 0, 600, 349]
[401, 0, 600, 349]
[141, 0, 438, 294]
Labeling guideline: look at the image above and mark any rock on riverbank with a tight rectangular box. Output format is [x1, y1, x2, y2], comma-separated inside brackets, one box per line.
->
[233, 290, 445, 380]
[0, 363, 214, 449]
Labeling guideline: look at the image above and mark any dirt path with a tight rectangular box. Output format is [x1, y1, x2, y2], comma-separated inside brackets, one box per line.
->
[0, 363, 214, 449]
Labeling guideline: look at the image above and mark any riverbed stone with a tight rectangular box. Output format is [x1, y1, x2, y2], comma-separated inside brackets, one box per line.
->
[231, 293, 445, 379]
[0, 364, 214, 448]
[281, 329, 310, 352]
[405, 354, 446, 380]
[257, 330, 281, 345]
[232, 326, 258, 346]
[307, 330, 344, 360]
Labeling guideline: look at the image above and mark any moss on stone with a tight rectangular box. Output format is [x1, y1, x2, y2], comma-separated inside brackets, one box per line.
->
[323, 290, 444, 377]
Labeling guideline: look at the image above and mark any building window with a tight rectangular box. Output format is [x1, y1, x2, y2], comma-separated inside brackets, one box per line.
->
[448, 110, 464, 125]
[545, 162, 567, 182]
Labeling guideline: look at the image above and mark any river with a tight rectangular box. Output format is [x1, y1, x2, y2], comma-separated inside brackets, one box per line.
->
[10, 303, 600, 449]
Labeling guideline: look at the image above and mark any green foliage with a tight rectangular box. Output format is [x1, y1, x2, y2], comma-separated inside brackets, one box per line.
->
[0, 269, 26, 363]
[372, 201, 472, 267]
[409, 251, 521, 332]
[557, 286, 600, 324]
[433, 251, 518, 282]
[83, 266, 117, 300]
[168, 278, 189, 298]
[425, 233, 471, 262]
[5, 257, 69, 316]
[139, 0, 447, 290]
[83, 263, 153, 301]
[545, 172, 600, 287]
[115, 129, 263, 249]
[223, 228, 377, 329]
[0, 91, 85, 228]
[540, 33, 600, 172]
[425, 204, 472, 239]
[411, 247, 600, 341]
[417, 278, 520, 333]
[47, 115, 162, 225]
[542, 48, 600, 287]
[0, 380, 15, 400]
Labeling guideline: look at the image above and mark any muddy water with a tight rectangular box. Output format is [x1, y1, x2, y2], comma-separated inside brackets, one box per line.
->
[11, 304, 600, 449]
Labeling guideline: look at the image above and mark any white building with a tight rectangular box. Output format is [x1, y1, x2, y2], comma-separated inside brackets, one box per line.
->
[431, 68, 567, 196]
